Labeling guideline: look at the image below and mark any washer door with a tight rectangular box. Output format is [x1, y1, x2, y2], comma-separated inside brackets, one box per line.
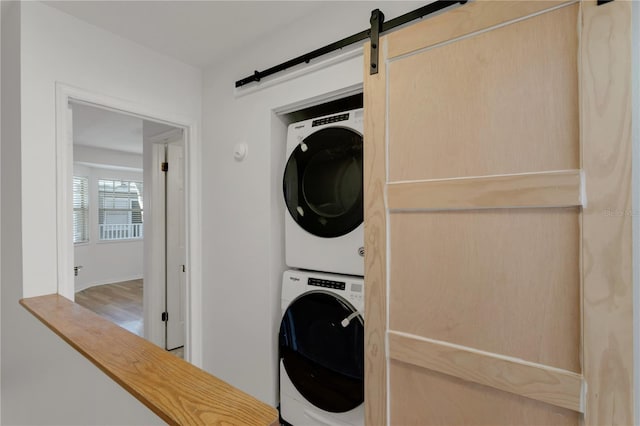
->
[279, 291, 364, 413]
[283, 127, 363, 238]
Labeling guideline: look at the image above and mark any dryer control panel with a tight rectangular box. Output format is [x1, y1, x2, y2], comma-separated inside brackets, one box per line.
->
[312, 113, 349, 127]
[308, 277, 345, 290]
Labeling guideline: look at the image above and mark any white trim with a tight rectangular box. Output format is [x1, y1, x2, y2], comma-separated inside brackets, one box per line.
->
[95, 237, 143, 245]
[56, 95, 75, 299]
[55, 82, 202, 367]
[147, 128, 184, 145]
[74, 162, 143, 173]
[74, 275, 144, 293]
[183, 123, 202, 367]
[273, 83, 363, 116]
[235, 46, 364, 98]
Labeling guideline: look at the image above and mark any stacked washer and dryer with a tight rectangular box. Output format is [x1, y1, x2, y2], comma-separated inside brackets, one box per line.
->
[279, 109, 365, 426]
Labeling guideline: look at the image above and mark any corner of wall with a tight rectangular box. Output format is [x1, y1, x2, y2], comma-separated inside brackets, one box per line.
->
[1, 1, 23, 423]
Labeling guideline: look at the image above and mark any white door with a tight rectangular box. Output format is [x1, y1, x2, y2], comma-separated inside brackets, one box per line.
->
[165, 139, 186, 350]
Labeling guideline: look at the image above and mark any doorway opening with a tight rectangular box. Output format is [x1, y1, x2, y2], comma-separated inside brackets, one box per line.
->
[64, 99, 188, 356]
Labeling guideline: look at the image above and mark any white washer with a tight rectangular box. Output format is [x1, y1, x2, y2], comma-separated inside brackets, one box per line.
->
[279, 270, 364, 426]
[283, 109, 364, 276]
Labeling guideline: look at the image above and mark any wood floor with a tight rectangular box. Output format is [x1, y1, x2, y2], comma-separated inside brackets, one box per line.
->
[76, 279, 144, 336]
[75, 279, 183, 358]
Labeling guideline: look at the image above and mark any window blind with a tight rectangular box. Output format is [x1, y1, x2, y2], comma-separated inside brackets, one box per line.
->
[73, 176, 89, 243]
[98, 179, 144, 240]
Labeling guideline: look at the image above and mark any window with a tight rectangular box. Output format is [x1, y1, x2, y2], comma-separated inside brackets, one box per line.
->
[98, 179, 144, 241]
[73, 176, 89, 243]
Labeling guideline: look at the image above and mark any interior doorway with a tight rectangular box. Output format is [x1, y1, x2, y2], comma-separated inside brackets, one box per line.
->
[69, 101, 186, 352]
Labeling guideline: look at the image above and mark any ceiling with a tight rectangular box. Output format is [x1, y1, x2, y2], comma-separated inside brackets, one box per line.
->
[44, 1, 327, 68]
[53, 1, 423, 155]
[72, 103, 176, 155]
[58, 2, 327, 157]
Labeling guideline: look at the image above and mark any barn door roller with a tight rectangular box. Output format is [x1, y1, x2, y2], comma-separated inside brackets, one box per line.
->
[369, 9, 384, 75]
[235, 1, 467, 88]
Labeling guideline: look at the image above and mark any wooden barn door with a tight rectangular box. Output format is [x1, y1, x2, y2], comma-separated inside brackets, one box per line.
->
[364, 1, 633, 425]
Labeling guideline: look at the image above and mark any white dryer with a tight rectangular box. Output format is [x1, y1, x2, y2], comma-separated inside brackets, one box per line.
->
[279, 270, 364, 426]
[283, 109, 364, 276]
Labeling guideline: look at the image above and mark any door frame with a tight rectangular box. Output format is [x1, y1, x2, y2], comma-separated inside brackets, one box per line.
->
[55, 82, 202, 365]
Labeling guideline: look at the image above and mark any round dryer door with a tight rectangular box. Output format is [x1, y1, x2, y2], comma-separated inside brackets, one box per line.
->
[279, 291, 364, 413]
[283, 127, 363, 238]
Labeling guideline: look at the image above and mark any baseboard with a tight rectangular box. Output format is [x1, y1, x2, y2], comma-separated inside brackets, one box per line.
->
[75, 275, 144, 293]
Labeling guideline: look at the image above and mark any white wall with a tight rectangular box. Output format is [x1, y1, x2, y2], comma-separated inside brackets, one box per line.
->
[201, 1, 422, 405]
[1, 3, 22, 423]
[1, 2, 201, 424]
[73, 161, 144, 292]
[74, 144, 143, 170]
[20, 1, 201, 298]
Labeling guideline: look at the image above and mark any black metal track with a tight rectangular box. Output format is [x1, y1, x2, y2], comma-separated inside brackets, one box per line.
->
[235, 0, 465, 88]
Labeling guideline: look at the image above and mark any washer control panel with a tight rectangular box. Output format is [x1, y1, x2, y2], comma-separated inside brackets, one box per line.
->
[283, 270, 364, 312]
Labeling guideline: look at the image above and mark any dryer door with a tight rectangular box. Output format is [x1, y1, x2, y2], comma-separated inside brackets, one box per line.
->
[279, 291, 364, 413]
[283, 127, 363, 238]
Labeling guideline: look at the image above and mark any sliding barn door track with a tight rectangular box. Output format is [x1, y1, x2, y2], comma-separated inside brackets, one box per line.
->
[234, 1, 466, 88]
[234, 0, 615, 88]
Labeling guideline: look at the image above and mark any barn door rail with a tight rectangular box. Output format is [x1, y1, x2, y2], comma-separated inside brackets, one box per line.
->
[234, 0, 466, 88]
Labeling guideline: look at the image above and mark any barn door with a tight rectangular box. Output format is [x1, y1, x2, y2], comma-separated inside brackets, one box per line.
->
[364, 1, 633, 425]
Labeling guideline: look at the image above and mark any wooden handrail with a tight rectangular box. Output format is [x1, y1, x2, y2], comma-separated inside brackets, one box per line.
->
[20, 294, 279, 426]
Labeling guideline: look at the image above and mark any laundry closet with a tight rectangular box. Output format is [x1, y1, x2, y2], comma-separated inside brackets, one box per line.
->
[218, 0, 634, 424]
[277, 94, 366, 426]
